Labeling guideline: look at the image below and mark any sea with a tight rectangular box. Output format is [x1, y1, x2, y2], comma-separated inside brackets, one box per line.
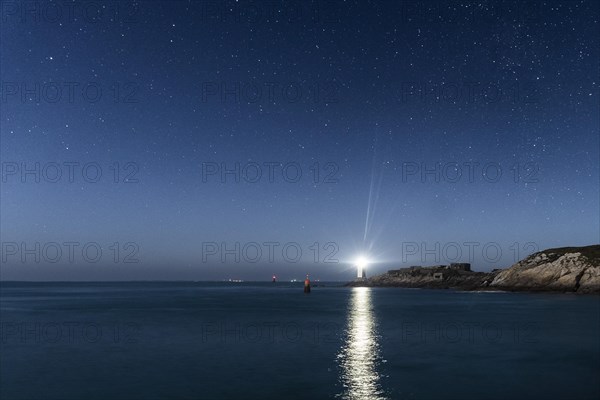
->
[1, 282, 599, 400]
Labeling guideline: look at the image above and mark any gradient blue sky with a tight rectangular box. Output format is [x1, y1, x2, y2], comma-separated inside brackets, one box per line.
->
[1, 0, 598, 280]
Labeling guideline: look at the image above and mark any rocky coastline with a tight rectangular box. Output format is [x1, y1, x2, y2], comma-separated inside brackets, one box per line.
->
[346, 245, 600, 294]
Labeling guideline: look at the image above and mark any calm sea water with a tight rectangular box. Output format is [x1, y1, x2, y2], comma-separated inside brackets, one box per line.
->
[1, 282, 599, 399]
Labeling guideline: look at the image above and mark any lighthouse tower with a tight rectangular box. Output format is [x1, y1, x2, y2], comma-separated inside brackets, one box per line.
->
[356, 257, 368, 280]
[357, 266, 367, 279]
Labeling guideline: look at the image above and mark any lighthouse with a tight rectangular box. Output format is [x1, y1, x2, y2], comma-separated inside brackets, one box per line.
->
[357, 266, 366, 279]
[356, 257, 368, 280]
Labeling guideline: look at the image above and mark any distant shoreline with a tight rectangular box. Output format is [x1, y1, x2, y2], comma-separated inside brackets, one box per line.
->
[347, 245, 600, 295]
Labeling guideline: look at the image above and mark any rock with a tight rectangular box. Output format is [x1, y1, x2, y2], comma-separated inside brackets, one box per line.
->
[490, 245, 600, 293]
[347, 265, 498, 291]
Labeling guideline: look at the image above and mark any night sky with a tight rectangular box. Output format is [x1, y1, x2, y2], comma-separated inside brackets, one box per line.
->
[1, 0, 598, 281]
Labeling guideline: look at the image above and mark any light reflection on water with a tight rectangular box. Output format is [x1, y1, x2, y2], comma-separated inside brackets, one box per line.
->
[337, 287, 387, 400]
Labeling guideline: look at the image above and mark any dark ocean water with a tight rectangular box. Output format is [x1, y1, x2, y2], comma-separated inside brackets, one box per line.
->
[1, 282, 599, 400]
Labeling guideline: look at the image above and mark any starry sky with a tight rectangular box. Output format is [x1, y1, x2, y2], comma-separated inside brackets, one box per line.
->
[0, 0, 598, 281]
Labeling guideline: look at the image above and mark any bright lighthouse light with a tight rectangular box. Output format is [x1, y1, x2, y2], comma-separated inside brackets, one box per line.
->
[356, 257, 369, 269]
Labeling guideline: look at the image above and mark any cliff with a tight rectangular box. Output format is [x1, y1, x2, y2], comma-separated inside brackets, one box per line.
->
[348, 245, 600, 294]
[489, 245, 600, 293]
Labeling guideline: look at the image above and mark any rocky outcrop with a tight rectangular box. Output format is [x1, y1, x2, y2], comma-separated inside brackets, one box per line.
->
[347, 267, 496, 290]
[489, 245, 600, 293]
[348, 245, 600, 294]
